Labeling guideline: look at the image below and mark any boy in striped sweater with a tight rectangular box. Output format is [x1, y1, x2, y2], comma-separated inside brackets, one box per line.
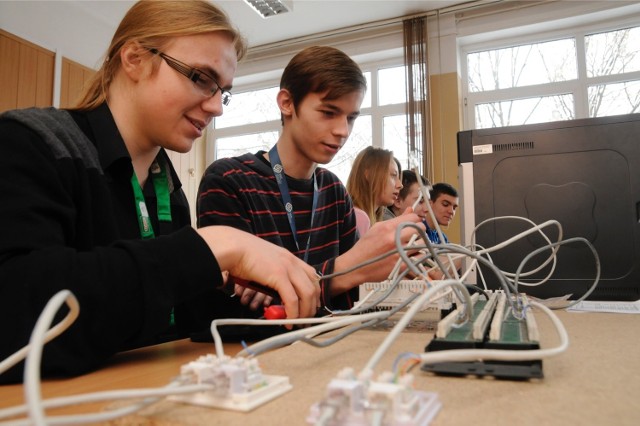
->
[194, 46, 421, 322]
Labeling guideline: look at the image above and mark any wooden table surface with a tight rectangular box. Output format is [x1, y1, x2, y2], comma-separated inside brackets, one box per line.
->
[1, 309, 639, 425]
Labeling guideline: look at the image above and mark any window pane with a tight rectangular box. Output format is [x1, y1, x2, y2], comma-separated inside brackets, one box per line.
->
[474, 95, 575, 129]
[378, 66, 407, 105]
[383, 115, 409, 170]
[468, 39, 577, 92]
[361, 71, 372, 109]
[325, 115, 371, 184]
[586, 26, 640, 77]
[214, 87, 280, 129]
[589, 80, 640, 117]
[215, 131, 279, 160]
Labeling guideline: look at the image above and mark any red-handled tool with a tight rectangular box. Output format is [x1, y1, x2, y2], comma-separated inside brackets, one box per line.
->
[263, 305, 287, 320]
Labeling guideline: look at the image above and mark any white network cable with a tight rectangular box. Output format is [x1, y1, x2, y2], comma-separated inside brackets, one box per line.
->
[362, 279, 472, 373]
[0, 291, 218, 426]
[215, 215, 556, 365]
[471, 216, 562, 285]
[1, 211, 594, 424]
[0, 381, 213, 426]
[210, 311, 392, 359]
[0, 291, 79, 376]
[409, 155, 460, 283]
[202, 213, 587, 422]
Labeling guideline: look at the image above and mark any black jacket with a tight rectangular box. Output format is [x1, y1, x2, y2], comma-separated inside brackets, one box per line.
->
[0, 104, 221, 383]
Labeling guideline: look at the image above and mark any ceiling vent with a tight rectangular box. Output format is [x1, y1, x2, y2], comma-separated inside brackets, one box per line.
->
[243, 0, 292, 18]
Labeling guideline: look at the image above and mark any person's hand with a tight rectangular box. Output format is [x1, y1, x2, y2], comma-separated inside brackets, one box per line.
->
[425, 253, 463, 281]
[331, 209, 425, 295]
[234, 284, 274, 310]
[197, 226, 320, 321]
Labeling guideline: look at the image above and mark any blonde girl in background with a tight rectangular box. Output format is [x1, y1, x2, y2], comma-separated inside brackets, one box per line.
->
[346, 146, 403, 236]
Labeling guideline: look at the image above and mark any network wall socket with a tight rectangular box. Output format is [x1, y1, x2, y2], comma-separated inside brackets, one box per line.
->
[169, 354, 292, 412]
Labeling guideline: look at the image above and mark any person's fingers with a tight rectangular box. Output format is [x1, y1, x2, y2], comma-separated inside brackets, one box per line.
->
[262, 295, 274, 307]
[397, 217, 425, 245]
[275, 279, 299, 328]
[197, 227, 324, 321]
[234, 283, 245, 297]
[249, 292, 267, 310]
[240, 288, 257, 305]
[281, 261, 319, 320]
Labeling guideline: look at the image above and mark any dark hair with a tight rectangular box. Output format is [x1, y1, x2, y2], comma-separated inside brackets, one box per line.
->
[279, 46, 366, 123]
[398, 170, 429, 201]
[430, 182, 458, 201]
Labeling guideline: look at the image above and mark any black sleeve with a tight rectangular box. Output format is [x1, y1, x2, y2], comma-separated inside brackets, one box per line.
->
[0, 119, 222, 384]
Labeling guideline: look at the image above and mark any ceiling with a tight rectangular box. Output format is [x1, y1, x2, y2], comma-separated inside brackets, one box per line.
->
[72, 0, 468, 48]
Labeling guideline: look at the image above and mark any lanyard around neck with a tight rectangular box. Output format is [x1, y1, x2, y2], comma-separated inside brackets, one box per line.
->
[268, 145, 318, 263]
[130, 160, 172, 239]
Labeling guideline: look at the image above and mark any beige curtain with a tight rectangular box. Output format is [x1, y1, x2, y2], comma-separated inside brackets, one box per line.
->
[403, 17, 433, 182]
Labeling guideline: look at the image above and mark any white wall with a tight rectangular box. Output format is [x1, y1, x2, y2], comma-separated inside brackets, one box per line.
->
[0, 1, 129, 68]
[4, 1, 639, 80]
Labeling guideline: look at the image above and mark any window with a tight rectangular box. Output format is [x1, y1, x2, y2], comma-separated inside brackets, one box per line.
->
[211, 64, 414, 183]
[463, 25, 640, 129]
[215, 87, 280, 129]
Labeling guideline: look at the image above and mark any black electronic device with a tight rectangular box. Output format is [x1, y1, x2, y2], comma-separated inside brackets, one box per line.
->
[457, 113, 640, 301]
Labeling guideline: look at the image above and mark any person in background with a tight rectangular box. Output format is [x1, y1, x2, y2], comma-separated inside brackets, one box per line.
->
[196, 46, 422, 320]
[425, 182, 460, 244]
[346, 147, 403, 236]
[0, 0, 320, 384]
[384, 170, 430, 222]
[386, 178, 460, 281]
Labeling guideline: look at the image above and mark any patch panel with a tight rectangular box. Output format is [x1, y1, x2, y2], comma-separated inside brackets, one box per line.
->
[359, 280, 453, 312]
[422, 291, 543, 379]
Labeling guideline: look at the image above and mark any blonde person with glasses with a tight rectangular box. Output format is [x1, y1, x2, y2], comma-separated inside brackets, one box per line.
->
[0, 0, 320, 384]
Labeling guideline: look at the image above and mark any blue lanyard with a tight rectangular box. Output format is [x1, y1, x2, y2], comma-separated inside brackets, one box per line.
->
[268, 145, 318, 263]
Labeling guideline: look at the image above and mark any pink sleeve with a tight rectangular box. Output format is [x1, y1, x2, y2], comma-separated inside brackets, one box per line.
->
[353, 207, 371, 237]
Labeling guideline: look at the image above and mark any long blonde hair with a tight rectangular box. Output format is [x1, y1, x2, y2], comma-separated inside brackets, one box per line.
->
[346, 146, 398, 226]
[73, 0, 246, 111]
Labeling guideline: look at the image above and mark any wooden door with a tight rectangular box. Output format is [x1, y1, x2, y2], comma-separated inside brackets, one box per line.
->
[0, 29, 54, 113]
[60, 57, 96, 109]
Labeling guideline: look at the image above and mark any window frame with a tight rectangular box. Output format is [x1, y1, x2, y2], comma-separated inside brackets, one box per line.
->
[206, 57, 411, 175]
[460, 17, 640, 130]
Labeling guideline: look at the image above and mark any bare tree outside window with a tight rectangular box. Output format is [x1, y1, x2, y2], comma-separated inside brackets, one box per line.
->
[383, 114, 410, 169]
[589, 80, 640, 117]
[475, 95, 574, 129]
[468, 39, 577, 93]
[216, 132, 279, 159]
[586, 27, 640, 117]
[467, 26, 640, 129]
[214, 87, 280, 129]
[586, 27, 640, 77]
[210, 67, 417, 182]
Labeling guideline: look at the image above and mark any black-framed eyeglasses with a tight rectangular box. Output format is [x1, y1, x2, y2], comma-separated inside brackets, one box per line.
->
[149, 48, 232, 106]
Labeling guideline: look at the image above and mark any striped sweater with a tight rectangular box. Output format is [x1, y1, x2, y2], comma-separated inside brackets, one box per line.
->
[198, 151, 359, 309]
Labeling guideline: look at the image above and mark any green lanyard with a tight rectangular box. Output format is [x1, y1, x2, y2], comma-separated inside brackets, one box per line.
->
[131, 160, 175, 326]
[130, 160, 172, 239]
